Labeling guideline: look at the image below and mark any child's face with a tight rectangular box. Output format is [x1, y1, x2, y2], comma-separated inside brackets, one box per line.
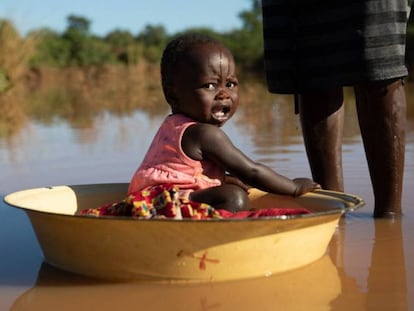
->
[169, 43, 239, 127]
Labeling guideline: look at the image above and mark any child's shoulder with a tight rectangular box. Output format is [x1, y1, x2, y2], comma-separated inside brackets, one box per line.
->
[185, 122, 227, 142]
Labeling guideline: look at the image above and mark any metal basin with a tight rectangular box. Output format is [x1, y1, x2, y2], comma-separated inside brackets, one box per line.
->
[4, 183, 364, 282]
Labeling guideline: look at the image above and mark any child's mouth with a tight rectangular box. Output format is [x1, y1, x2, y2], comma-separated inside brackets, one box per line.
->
[212, 106, 230, 122]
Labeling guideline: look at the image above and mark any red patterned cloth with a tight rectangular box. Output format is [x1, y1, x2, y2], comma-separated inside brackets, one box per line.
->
[80, 184, 311, 219]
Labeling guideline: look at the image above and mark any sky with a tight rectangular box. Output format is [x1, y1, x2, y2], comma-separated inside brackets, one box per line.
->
[0, 0, 252, 37]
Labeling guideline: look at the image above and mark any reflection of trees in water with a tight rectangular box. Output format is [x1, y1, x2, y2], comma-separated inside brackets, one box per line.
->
[0, 91, 27, 138]
[26, 65, 168, 122]
[234, 85, 363, 152]
[403, 82, 414, 132]
[0, 72, 277, 141]
[1, 71, 414, 144]
[0, 65, 168, 139]
[342, 87, 362, 139]
[336, 85, 414, 140]
[236, 82, 300, 149]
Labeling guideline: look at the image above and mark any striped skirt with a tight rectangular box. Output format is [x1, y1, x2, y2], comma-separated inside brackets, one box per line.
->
[262, 0, 410, 93]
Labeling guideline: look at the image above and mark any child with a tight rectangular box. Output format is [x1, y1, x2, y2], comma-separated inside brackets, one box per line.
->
[128, 33, 320, 213]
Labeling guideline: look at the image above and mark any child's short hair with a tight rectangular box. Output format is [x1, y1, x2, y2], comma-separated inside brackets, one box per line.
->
[160, 33, 224, 94]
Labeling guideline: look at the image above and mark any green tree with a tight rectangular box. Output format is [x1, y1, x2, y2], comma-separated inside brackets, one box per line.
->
[105, 29, 137, 64]
[29, 28, 70, 67]
[223, 0, 263, 71]
[137, 25, 169, 63]
[63, 15, 114, 66]
[5, 1, 268, 71]
[66, 15, 90, 34]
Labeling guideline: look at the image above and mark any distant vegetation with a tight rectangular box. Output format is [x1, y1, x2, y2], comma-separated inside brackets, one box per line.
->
[3, 0, 414, 95]
[0, 0, 266, 137]
[0, 0, 263, 96]
[4, 2, 262, 68]
[1, 0, 414, 138]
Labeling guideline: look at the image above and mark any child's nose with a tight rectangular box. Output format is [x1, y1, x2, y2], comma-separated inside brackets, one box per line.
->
[216, 88, 230, 99]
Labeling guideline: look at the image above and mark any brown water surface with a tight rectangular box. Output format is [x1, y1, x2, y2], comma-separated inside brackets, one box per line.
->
[1, 85, 413, 310]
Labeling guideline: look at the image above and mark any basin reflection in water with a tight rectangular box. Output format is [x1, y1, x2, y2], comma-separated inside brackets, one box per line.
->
[12, 255, 341, 311]
[9, 215, 411, 311]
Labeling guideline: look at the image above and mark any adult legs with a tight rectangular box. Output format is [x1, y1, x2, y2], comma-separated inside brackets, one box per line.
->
[190, 184, 250, 212]
[354, 79, 406, 217]
[298, 88, 345, 191]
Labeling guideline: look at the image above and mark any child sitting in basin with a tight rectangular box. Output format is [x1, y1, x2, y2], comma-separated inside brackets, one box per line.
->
[82, 33, 320, 219]
[129, 34, 320, 211]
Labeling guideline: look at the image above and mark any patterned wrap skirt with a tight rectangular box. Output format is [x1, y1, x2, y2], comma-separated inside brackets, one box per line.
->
[261, 0, 410, 93]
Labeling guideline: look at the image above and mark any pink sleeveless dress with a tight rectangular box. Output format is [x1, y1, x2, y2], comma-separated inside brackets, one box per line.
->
[128, 114, 224, 195]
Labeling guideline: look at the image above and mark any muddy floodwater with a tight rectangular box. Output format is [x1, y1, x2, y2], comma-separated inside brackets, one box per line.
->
[1, 86, 414, 310]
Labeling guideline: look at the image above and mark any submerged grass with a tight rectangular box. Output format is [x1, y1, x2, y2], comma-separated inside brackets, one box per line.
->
[0, 62, 168, 137]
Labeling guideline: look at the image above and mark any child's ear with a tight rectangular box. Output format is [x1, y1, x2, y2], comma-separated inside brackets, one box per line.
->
[165, 86, 179, 108]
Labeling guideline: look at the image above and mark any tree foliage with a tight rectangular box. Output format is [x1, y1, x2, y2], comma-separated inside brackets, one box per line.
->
[62, 15, 115, 65]
[30, 28, 71, 66]
[105, 29, 136, 63]
[4, 0, 264, 71]
[137, 24, 168, 63]
[222, 0, 263, 71]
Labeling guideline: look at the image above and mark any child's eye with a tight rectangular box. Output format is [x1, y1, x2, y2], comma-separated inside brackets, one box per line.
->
[227, 81, 237, 89]
[204, 83, 216, 90]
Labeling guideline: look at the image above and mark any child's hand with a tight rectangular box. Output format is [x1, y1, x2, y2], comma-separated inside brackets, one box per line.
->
[292, 178, 321, 196]
[224, 174, 251, 192]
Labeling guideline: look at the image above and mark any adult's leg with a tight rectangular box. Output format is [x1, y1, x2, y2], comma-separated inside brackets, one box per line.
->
[298, 88, 345, 191]
[190, 184, 250, 212]
[354, 79, 406, 218]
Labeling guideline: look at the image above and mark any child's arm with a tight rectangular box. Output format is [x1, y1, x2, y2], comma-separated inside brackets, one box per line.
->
[182, 123, 320, 196]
